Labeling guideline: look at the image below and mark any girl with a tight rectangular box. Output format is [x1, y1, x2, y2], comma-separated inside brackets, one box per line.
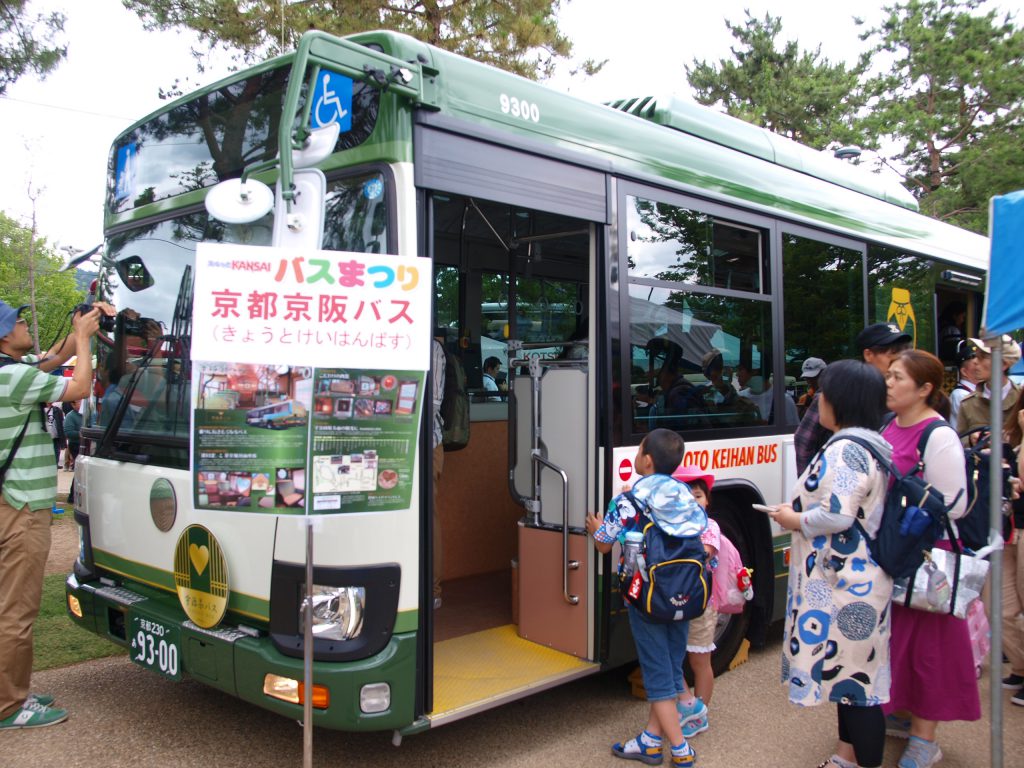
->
[671, 466, 719, 738]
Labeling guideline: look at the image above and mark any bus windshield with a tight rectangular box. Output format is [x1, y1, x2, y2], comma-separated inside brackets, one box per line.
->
[92, 168, 394, 458]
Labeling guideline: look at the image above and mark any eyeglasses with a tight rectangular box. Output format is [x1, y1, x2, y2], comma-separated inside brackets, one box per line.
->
[14, 318, 27, 326]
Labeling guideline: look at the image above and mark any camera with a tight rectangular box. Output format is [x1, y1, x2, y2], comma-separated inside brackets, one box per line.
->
[73, 303, 116, 333]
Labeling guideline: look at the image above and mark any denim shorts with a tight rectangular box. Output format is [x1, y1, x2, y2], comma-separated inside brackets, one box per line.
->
[628, 604, 690, 701]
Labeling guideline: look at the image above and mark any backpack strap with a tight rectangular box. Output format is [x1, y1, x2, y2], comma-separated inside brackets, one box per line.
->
[0, 357, 44, 492]
[915, 419, 954, 468]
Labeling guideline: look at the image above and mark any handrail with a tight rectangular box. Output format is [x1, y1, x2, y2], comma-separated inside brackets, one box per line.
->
[533, 453, 578, 605]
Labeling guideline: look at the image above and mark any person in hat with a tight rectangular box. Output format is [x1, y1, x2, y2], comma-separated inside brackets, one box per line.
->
[671, 465, 720, 739]
[797, 357, 826, 419]
[793, 324, 911, 475]
[948, 340, 981, 428]
[956, 334, 1022, 444]
[0, 298, 113, 730]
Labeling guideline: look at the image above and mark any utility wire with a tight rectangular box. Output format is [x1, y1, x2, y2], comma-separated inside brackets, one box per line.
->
[0, 94, 136, 122]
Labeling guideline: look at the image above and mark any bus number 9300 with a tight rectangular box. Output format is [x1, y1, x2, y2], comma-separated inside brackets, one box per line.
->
[499, 94, 540, 123]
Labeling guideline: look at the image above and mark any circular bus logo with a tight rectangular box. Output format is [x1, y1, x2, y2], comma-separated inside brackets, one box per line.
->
[173, 525, 229, 629]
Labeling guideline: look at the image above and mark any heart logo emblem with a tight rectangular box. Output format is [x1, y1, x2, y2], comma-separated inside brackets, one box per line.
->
[189, 543, 210, 575]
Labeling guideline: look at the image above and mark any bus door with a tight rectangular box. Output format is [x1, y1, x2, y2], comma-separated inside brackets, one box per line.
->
[510, 343, 591, 658]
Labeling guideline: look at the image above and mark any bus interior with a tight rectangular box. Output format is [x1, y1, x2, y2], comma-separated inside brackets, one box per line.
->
[427, 191, 601, 721]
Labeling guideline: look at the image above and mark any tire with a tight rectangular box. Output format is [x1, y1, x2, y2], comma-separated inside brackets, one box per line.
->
[683, 496, 752, 684]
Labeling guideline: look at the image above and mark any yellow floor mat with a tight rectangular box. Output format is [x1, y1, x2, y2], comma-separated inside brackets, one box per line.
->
[431, 624, 596, 720]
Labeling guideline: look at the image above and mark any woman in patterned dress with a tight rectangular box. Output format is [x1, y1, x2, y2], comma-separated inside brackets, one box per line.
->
[766, 360, 892, 768]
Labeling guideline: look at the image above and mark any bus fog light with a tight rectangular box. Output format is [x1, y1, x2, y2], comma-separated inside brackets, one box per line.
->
[360, 682, 390, 713]
[264, 673, 300, 703]
[300, 585, 365, 641]
[68, 594, 83, 618]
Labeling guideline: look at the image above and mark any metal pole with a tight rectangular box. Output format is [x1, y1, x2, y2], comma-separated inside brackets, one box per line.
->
[303, 517, 314, 768]
[987, 339, 1004, 768]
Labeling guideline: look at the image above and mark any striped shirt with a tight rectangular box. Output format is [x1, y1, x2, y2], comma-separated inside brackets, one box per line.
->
[0, 354, 68, 510]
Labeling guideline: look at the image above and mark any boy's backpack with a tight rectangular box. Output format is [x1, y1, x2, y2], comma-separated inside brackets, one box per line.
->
[711, 533, 751, 615]
[619, 493, 710, 623]
[960, 427, 1012, 550]
[843, 426, 961, 580]
[439, 348, 470, 451]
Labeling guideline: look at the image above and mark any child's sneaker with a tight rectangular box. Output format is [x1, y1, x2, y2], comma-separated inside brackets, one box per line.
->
[682, 709, 708, 738]
[612, 730, 663, 765]
[885, 713, 911, 739]
[0, 700, 68, 730]
[897, 736, 942, 768]
[670, 742, 696, 767]
[676, 696, 708, 728]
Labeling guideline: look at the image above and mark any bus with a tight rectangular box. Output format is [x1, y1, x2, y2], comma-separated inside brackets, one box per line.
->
[66, 29, 989, 738]
[245, 399, 308, 429]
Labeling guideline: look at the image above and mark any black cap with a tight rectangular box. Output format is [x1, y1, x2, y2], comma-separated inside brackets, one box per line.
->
[855, 322, 912, 351]
[955, 339, 977, 366]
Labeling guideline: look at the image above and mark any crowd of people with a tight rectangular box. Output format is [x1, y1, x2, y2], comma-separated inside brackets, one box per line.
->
[585, 320, 1017, 768]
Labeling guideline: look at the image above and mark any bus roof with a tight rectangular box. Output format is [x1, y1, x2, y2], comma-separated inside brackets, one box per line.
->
[113, 29, 989, 272]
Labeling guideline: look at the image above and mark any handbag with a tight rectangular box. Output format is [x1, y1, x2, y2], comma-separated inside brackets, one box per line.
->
[891, 519, 989, 619]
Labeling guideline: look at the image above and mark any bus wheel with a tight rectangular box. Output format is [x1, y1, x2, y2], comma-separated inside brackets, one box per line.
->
[708, 498, 751, 677]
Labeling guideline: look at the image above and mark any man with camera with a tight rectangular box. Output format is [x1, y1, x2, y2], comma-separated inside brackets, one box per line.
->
[0, 299, 113, 729]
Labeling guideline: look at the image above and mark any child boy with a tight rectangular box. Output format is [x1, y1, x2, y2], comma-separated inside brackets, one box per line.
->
[585, 429, 707, 766]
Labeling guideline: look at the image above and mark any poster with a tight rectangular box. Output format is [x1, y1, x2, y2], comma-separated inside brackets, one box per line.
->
[190, 243, 432, 514]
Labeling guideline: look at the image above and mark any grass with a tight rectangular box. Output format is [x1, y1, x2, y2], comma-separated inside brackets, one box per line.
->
[33, 571, 123, 671]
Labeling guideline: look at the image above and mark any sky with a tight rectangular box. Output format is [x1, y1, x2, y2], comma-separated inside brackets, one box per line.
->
[2, 0, 1022, 258]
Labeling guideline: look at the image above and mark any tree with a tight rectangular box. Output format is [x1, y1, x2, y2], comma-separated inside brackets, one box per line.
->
[0, 1, 67, 94]
[858, 0, 1024, 232]
[686, 11, 867, 149]
[123, 0, 600, 82]
[0, 210, 82, 353]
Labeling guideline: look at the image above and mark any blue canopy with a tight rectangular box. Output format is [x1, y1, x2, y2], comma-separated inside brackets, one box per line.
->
[983, 190, 1024, 335]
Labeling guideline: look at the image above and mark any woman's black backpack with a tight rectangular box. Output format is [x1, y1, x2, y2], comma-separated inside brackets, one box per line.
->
[836, 430, 961, 580]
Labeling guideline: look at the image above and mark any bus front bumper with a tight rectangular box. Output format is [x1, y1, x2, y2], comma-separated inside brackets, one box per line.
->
[64, 573, 418, 731]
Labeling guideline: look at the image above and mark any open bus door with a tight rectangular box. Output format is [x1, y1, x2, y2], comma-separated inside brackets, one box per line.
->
[509, 344, 592, 658]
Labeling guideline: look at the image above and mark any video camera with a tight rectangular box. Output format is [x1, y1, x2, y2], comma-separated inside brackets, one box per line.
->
[73, 304, 149, 337]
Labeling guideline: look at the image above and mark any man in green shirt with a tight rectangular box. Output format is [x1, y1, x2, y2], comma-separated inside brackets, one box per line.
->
[0, 298, 112, 729]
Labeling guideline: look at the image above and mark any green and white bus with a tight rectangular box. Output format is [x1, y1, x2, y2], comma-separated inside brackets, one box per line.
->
[66, 29, 988, 737]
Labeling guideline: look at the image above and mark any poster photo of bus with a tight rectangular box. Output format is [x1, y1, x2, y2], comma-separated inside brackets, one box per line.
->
[191, 362, 313, 512]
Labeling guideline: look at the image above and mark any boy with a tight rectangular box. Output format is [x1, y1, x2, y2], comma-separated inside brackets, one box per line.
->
[586, 429, 706, 766]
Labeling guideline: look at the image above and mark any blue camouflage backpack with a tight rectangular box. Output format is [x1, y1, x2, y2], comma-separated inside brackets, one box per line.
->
[619, 492, 710, 622]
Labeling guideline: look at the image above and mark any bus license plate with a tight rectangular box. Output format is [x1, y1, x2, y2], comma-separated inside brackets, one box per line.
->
[129, 614, 182, 681]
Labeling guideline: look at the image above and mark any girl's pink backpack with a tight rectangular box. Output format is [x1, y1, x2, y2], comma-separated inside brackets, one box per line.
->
[712, 534, 750, 614]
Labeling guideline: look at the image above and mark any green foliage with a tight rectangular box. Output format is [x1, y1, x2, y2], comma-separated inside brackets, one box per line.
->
[858, 0, 1024, 231]
[686, 11, 868, 149]
[0, 211, 83, 352]
[34, 568, 122, 671]
[123, 0, 599, 81]
[0, 1, 67, 94]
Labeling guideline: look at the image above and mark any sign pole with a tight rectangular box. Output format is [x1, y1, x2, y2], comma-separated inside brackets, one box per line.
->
[303, 517, 314, 768]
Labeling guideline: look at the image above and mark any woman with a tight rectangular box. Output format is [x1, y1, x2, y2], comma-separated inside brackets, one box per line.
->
[882, 349, 972, 768]
[768, 360, 892, 768]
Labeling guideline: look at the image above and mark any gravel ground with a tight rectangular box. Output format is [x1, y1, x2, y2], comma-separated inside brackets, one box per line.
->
[18, 469, 1020, 768]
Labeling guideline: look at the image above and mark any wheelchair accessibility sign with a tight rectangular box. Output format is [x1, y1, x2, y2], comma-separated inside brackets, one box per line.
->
[311, 70, 353, 132]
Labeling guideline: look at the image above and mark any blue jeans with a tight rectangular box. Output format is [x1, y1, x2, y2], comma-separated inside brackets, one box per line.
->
[628, 604, 689, 701]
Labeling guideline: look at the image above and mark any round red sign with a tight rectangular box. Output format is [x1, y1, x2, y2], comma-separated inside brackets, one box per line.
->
[618, 458, 633, 482]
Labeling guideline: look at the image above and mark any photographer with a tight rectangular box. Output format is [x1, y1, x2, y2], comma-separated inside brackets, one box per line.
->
[0, 298, 113, 730]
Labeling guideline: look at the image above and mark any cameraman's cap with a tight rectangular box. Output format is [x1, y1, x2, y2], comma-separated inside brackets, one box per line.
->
[800, 357, 827, 379]
[0, 300, 29, 338]
[855, 322, 912, 351]
[969, 335, 1022, 367]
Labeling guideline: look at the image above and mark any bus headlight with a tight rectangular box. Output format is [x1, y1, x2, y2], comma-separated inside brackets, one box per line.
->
[300, 585, 365, 641]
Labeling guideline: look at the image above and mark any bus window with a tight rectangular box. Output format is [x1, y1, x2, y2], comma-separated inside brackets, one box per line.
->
[867, 244, 937, 357]
[627, 198, 767, 294]
[628, 284, 774, 433]
[782, 233, 865, 376]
